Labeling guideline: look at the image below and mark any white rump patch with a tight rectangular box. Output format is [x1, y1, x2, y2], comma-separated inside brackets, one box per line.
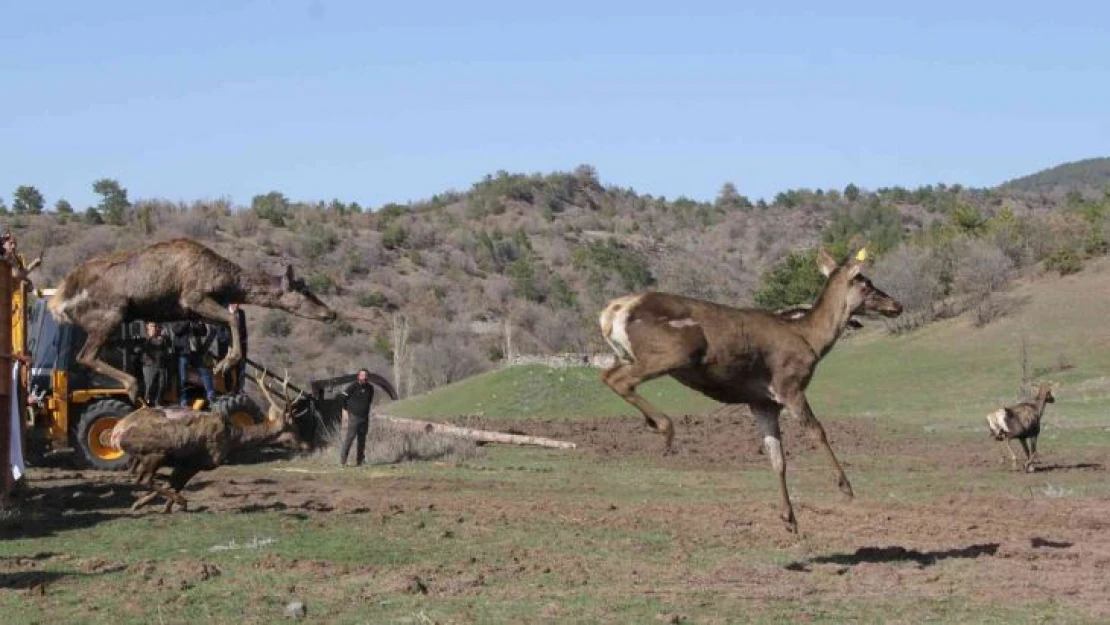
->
[600, 295, 644, 363]
[667, 318, 698, 328]
[608, 306, 636, 362]
[986, 409, 1009, 436]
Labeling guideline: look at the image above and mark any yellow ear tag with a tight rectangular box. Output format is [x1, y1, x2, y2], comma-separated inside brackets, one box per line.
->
[855, 248, 868, 262]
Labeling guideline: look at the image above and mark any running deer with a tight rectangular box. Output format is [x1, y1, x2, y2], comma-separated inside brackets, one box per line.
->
[48, 238, 337, 404]
[598, 245, 903, 533]
[986, 382, 1056, 472]
[111, 369, 306, 513]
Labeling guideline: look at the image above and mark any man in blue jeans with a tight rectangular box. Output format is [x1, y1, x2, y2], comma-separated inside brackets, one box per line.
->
[171, 320, 216, 407]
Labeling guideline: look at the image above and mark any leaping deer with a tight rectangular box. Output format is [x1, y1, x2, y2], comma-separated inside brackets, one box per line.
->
[598, 245, 903, 534]
[48, 238, 337, 404]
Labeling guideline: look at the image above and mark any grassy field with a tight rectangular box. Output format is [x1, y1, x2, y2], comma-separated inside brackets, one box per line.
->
[4, 261, 1110, 624]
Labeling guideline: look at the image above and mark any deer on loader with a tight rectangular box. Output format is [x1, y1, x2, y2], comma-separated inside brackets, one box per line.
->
[110, 369, 305, 513]
[598, 245, 903, 534]
[48, 238, 337, 404]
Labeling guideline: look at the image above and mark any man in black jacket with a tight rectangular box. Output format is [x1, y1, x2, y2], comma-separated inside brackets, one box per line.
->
[135, 321, 171, 406]
[339, 368, 375, 466]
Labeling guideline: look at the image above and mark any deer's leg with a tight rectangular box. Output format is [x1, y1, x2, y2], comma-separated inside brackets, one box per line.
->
[1002, 439, 1020, 470]
[994, 439, 1014, 467]
[603, 363, 678, 452]
[181, 296, 240, 376]
[131, 489, 162, 511]
[600, 322, 706, 453]
[132, 482, 179, 511]
[75, 325, 140, 403]
[752, 402, 796, 534]
[162, 466, 202, 513]
[782, 392, 853, 498]
[1017, 438, 1035, 473]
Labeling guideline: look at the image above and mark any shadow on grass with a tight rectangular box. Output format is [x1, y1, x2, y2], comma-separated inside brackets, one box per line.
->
[2, 480, 138, 539]
[785, 543, 1000, 571]
[0, 570, 73, 590]
[1034, 462, 1104, 473]
[1030, 537, 1073, 549]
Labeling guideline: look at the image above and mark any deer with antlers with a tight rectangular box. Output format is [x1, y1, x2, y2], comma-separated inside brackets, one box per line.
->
[48, 238, 337, 404]
[109, 369, 306, 513]
[598, 244, 903, 534]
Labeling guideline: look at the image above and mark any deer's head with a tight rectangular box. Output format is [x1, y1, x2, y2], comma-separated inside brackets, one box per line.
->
[277, 264, 339, 322]
[817, 245, 903, 320]
[257, 368, 311, 450]
[1037, 382, 1057, 404]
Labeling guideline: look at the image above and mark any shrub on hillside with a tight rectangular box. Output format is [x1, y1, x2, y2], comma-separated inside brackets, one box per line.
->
[409, 335, 489, 394]
[871, 245, 943, 334]
[752, 250, 824, 310]
[1045, 247, 1082, 275]
[260, 311, 292, 338]
[954, 238, 1013, 299]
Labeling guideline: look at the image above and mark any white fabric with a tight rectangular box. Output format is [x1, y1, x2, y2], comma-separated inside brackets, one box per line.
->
[10, 362, 24, 482]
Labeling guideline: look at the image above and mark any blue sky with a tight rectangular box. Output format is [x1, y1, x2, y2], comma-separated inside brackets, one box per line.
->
[1, 1, 1107, 210]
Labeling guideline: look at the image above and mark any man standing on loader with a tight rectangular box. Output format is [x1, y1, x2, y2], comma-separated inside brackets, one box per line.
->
[134, 321, 171, 406]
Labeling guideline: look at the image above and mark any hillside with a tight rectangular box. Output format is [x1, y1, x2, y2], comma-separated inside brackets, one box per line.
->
[1000, 157, 1110, 194]
[4, 158, 1110, 398]
[387, 255, 1110, 428]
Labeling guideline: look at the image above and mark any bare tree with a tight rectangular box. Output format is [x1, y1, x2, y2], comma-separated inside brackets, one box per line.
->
[391, 313, 411, 398]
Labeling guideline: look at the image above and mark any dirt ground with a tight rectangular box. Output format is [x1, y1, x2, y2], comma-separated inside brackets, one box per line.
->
[6, 413, 1110, 621]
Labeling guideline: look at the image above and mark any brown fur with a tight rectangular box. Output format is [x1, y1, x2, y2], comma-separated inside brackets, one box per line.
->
[47, 238, 337, 403]
[112, 370, 305, 512]
[598, 245, 903, 534]
[986, 383, 1056, 472]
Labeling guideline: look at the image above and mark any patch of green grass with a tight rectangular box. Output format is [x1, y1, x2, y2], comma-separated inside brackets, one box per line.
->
[388, 364, 719, 419]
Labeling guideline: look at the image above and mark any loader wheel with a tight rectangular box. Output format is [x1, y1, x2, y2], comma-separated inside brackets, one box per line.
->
[213, 394, 265, 430]
[76, 400, 134, 471]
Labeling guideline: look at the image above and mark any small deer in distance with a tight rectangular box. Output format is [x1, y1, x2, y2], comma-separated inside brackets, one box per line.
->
[598, 244, 903, 534]
[986, 382, 1056, 472]
[48, 238, 337, 404]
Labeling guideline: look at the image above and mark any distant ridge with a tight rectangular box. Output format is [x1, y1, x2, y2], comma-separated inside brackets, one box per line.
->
[999, 157, 1110, 193]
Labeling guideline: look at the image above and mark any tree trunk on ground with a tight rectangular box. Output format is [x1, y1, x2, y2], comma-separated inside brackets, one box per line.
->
[379, 415, 576, 449]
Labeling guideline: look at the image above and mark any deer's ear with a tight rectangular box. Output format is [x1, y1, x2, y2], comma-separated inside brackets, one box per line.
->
[817, 247, 838, 277]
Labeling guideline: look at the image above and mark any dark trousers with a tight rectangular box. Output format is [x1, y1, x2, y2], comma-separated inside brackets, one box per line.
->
[178, 354, 215, 406]
[340, 416, 370, 465]
[143, 365, 167, 406]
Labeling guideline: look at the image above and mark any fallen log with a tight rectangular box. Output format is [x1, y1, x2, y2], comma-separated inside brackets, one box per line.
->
[378, 415, 577, 449]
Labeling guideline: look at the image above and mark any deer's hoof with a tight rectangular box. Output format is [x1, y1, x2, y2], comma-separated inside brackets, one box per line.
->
[838, 476, 855, 498]
[782, 514, 798, 535]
